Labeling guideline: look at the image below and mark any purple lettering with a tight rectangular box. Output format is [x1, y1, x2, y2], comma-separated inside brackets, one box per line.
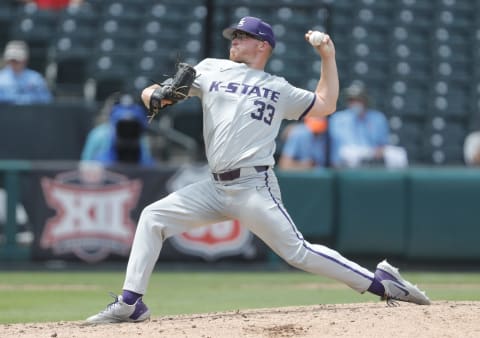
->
[226, 82, 239, 93]
[271, 91, 280, 102]
[262, 88, 272, 99]
[248, 86, 261, 97]
[209, 81, 280, 103]
[209, 81, 222, 92]
[241, 84, 251, 94]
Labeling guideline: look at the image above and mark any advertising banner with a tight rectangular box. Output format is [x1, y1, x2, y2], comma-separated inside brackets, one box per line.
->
[21, 163, 268, 263]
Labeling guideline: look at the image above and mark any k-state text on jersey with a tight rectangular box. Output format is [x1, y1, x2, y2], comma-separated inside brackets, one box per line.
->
[209, 81, 280, 102]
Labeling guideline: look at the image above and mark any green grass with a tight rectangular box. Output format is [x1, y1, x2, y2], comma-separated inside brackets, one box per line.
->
[0, 270, 479, 324]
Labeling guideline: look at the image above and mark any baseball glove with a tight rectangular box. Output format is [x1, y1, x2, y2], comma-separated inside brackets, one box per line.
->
[149, 62, 197, 119]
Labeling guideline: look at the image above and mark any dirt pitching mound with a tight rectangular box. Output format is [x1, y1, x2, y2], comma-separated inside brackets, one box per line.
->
[2, 301, 479, 337]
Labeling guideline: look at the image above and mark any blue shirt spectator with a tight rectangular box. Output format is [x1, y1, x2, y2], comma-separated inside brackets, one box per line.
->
[279, 117, 328, 170]
[82, 101, 155, 166]
[329, 82, 389, 167]
[0, 40, 53, 105]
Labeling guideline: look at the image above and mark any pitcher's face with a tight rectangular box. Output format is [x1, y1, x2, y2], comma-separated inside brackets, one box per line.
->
[229, 30, 266, 63]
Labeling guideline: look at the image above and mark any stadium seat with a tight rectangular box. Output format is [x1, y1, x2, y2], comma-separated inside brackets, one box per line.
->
[420, 118, 468, 165]
[389, 58, 431, 84]
[141, 2, 207, 62]
[9, 4, 58, 73]
[97, 17, 139, 42]
[353, 5, 391, 29]
[146, 1, 203, 24]
[468, 107, 480, 131]
[392, 6, 433, 32]
[102, 0, 146, 24]
[0, 3, 15, 50]
[126, 48, 176, 98]
[46, 6, 98, 98]
[84, 0, 106, 11]
[389, 117, 423, 163]
[84, 52, 133, 102]
[386, 81, 429, 119]
[427, 81, 472, 119]
[434, 6, 473, 32]
[420, 145, 465, 165]
[329, 1, 355, 39]
[46, 36, 92, 98]
[390, 25, 431, 63]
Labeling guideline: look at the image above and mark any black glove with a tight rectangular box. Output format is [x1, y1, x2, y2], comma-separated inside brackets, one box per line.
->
[149, 62, 196, 118]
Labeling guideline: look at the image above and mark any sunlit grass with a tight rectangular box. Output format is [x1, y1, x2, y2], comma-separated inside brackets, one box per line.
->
[0, 270, 479, 323]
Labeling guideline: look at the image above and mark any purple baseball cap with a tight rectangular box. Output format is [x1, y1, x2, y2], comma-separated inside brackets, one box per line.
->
[223, 16, 276, 48]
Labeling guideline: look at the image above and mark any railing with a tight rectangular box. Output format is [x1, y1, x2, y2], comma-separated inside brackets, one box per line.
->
[0, 160, 31, 260]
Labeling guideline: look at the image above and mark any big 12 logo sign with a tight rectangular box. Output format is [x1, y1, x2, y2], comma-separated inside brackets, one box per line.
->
[40, 166, 141, 263]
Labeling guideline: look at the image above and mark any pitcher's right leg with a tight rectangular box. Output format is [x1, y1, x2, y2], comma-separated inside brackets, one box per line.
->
[123, 178, 228, 294]
[86, 178, 228, 324]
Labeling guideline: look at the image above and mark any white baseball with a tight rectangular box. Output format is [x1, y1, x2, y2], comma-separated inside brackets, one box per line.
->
[309, 31, 325, 46]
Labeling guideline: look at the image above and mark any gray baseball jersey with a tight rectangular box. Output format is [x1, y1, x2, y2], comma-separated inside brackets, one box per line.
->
[190, 58, 315, 173]
[123, 57, 376, 297]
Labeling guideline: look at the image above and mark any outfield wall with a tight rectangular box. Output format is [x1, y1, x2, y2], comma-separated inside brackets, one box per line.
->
[278, 168, 480, 261]
[1, 163, 479, 263]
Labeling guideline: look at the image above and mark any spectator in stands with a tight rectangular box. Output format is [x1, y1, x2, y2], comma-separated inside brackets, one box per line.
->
[81, 94, 155, 166]
[463, 131, 480, 166]
[0, 40, 53, 105]
[279, 116, 328, 170]
[329, 81, 391, 168]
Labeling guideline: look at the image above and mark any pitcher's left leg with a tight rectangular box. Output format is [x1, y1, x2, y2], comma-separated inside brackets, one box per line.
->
[236, 171, 373, 293]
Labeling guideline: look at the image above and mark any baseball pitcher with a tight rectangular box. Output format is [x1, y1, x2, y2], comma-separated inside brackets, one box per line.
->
[87, 16, 430, 324]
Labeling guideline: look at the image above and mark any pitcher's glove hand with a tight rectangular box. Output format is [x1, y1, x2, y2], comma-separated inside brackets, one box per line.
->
[149, 62, 197, 118]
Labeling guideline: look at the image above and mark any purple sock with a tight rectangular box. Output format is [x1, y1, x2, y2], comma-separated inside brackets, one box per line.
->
[367, 277, 385, 297]
[122, 290, 143, 305]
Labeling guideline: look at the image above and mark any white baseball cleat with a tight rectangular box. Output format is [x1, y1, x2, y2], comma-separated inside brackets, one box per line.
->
[86, 294, 151, 324]
[375, 260, 431, 306]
